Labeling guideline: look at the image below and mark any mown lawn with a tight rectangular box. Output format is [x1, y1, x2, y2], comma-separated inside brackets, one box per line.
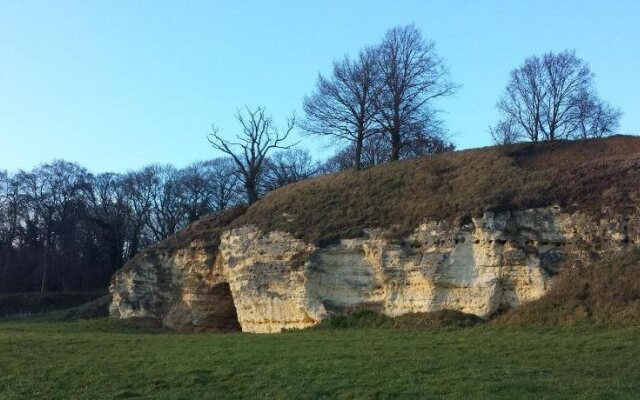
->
[0, 319, 639, 399]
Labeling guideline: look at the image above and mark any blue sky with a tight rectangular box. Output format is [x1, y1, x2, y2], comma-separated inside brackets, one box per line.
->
[1, 0, 639, 173]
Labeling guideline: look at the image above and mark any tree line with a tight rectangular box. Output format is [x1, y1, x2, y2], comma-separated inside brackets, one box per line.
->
[0, 154, 319, 293]
[210, 25, 621, 203]
[0, 24, 623, 293]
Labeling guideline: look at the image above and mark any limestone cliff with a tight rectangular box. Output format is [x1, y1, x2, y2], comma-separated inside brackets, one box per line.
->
[110, 206, 639, 333]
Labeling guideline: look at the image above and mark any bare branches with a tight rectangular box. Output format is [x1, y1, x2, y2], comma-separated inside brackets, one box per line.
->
[208, 106, 296, 204]
[492, 50, 621, 144]
[376, 25, 458, 160]
[300, 25, 456, 168]
[262, 149, 321, 192]
[300, 47, 380, 169]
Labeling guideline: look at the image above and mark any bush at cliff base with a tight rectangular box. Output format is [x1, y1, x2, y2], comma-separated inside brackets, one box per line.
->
[312, 309, 485, 330]
[495, 249, 640, 326]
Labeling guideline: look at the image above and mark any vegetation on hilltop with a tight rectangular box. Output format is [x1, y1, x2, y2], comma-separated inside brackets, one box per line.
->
[234, 135, 640, 243]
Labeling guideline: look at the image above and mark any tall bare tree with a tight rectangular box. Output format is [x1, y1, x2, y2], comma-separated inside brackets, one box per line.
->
[376, 25, 457, 161]
[493, 50, 621, 143]
[301, 47, 380, 169]
[208, 106, 295, 204]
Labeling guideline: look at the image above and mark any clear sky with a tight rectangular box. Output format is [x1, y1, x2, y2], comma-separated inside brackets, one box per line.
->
[1, 0, 639, 173]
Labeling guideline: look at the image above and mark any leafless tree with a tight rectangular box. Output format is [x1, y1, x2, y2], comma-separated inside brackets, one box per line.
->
[178, 161, 215, 222]
[16, 161, 91, 292]
[300, 47, 380, 169]
[208, 106, 295, 204]
[574, 90, 622, 139]
[148, 165, 189, 241]
[0, 171, 7, 237]
[493, 50, 621, 144]
[205, 158, 242, 211]
[322, 130, 455, 173]
[489, 119, 521, 145]
[180, 158, 241, 215]
[121, 166, 163, 254]
[320, 147, 356, 174]
[262, 149, 321, 191]
[85, 172, 129, 270]
[375, 24, 457, 161]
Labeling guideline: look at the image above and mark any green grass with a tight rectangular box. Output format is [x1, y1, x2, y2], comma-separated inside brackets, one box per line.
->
[1, 319, 640, 399]
[0, 291, 108, 317]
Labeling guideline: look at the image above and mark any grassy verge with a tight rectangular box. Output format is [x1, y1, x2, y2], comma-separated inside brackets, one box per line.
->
[1, 319, 639, 399]
[311, 309, 485, 330]
[0, 291, 108, 317]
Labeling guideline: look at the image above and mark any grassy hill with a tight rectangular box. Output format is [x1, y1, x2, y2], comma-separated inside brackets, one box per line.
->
[234, 135, 640, 244]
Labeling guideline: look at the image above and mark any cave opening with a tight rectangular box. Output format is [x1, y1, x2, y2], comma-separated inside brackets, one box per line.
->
[204, 282, 242, 331]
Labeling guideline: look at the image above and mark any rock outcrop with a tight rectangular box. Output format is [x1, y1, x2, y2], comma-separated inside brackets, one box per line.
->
[110, 206, 639, 333]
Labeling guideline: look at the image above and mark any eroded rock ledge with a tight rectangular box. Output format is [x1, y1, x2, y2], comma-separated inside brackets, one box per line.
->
[110, 207, 639, 333]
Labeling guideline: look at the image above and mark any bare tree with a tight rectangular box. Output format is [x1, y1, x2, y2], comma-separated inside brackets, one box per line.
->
[322, 130, 454, 173]
[376, 24, 457, 161]
[301, 47, 380, 169]
[574, 90, 622, 139]
[0, 171, 7, 239]
[262, 149, 321, 191]
[16, 161, 91, 292]
[489, 119, 521, 145]
[208, 106, 295, 204]
[121, 167, 158, 255]
[86, 172, 129, 272]
[495, 54, 546, 143]
[147, 165, 189, 240]
[179, 158, 241, 216]
[320, 147, 356, 174]
[205, 158, 242, 211]
[493, 50, 621, 144]
[178, 161, 215, 222]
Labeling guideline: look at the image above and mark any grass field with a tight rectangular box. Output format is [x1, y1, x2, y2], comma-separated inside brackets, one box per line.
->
[1, 319, 639, 399]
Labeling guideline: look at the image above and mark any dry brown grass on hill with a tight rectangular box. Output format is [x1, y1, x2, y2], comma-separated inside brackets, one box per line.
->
[159, 205, 246, 252]
[233, 135, 640, 244]
[117, 206, 246, 274]
[494, 249, 640, 326]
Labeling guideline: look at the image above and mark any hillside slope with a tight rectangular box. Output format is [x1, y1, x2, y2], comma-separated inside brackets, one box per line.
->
[496, 248, 640, 326]
[235, 135, 640, 243]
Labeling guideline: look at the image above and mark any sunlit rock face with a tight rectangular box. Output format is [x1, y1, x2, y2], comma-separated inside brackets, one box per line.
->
[110, 207, 639, 333]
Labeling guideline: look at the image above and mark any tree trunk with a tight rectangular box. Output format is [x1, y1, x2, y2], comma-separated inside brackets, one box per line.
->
[390, 130, 401, 161]
[40, 252, 48, 293]
[354, 137, 363, 170]
[246, 179, 258, 205]
[40, 231, 51, 293]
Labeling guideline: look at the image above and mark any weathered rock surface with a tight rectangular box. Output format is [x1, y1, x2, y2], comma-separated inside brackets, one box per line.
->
[110, 207, 639, 333]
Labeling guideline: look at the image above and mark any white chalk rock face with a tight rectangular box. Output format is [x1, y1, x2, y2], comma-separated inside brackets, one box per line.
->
[219, 227, 321, 333]
[110, 207, 639, 333]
